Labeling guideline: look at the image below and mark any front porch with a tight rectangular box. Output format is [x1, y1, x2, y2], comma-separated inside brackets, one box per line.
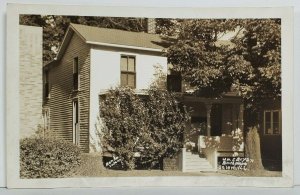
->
[179, 94, 245, 172]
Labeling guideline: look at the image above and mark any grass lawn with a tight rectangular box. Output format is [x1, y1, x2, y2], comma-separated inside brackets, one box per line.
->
[67, 153, 281, 178]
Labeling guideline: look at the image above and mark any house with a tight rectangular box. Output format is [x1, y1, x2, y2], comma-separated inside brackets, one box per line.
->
[43, 22, 167, 153]
[43, 22, 244, 171]
[257, 98, 282, 170]
[19, 25, 43, 138]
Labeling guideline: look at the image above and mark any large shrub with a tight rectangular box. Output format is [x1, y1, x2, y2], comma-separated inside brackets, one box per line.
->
[100, 87, 190, 170]
[20, 137, 81, 178]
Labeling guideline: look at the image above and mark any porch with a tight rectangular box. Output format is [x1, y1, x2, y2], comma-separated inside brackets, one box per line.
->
[179, 94, 245, 171]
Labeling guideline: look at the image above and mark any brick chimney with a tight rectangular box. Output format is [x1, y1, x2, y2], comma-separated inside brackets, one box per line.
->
[147, 18, 156, 34]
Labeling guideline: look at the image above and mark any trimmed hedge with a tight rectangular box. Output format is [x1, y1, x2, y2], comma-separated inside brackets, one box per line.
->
[20, 137, 81, 178]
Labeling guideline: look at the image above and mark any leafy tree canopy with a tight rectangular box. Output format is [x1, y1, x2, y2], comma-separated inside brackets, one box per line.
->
[20, 15, 281, 115]
[166, 19, 281, 112]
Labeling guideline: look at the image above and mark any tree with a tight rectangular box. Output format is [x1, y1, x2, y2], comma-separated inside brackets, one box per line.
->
[166, 19, 281, 125]
[141, 88, 189, 167]
[99, 87, 189, 170]
[230, 19, 281, 124]
[245, 127, 264, 170]
[167, 19, 236, 97]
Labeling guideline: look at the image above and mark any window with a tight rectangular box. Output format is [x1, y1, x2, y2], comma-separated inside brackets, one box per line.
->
[120, 55, 136, 88]
[264, 110, 281, 135]
[167, 74, 182, 92]
[44, 70, 50, 99]
[73, 57, 79, 90]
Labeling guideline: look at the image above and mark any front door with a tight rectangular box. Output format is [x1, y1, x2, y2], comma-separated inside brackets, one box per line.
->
[211, 104, 222, 136]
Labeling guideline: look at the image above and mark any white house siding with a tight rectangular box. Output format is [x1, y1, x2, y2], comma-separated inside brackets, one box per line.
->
[89, 46, 167, 152]
[19, 25, 43, 138]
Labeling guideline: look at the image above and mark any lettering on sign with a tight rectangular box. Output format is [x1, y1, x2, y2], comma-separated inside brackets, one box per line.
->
[217, 157, 254, 170]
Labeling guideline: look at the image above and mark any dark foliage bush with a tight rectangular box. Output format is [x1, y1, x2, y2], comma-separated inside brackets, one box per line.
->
[20, 137, 81, 178]
[100, 87, 190, 170]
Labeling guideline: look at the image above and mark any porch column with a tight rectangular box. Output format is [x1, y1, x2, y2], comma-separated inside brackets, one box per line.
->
[205, 103, 212, 136]
[238, 103, 244, 131]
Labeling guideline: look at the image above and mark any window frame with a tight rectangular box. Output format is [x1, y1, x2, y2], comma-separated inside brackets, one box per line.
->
[120, 55, 136, 88]
[263, 110, 282, 135]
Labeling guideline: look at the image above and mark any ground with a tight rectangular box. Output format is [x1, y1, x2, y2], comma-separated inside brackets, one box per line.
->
[66, 153, 281, 178]
[218, 170, 282, 177]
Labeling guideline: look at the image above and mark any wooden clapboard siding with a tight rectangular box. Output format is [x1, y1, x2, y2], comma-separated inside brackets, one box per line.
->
[78, 41, 90, 153]
[45, 33, 90, 152]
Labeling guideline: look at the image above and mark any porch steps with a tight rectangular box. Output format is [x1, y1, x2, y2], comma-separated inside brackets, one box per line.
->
[184, 152, 215, 172]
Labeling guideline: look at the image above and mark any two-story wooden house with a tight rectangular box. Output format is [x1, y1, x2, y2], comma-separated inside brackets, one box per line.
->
[43, 22, 246, 171]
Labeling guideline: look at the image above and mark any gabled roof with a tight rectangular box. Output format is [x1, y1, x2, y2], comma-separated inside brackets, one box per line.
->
[47, 23, 235, 67]
[72, 23, 166, 50]
[54, 23, 166, 62]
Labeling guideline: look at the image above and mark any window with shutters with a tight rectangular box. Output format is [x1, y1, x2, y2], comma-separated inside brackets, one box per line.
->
[264, 110, 281, 135]
[120, 55, 136, 88]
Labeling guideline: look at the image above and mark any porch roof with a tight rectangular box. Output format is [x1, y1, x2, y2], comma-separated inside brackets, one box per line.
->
[180, 93, 243, 104]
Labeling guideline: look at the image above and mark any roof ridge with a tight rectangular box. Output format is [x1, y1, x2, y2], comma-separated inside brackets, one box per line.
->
[69, 22, 159, 37]
[54, 22, 166, 62]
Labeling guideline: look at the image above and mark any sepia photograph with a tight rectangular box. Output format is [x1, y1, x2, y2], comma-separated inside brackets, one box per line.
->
[6, 4, 293, 188]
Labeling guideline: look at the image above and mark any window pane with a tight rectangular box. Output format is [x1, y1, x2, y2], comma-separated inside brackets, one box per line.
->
[73, 57, 78, 73]
[127, 74, 135, 88]
[265, 111, 271, 123]
[128, 57, 135, 72]
[121, 56, 128, 71]
[273, 122, 280, 134]
[265, 122, 272, 134]
[273, 111, 279, 123]
[121, 73, 127, 86]
[73, 73, 78, 90]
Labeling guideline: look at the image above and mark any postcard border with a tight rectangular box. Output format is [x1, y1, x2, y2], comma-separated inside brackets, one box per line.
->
[6, 4, 294, 188]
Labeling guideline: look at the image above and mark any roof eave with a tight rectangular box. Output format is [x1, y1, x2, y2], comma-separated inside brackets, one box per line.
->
[86, 41, 164, 53]
[55, 23, 89, 61]
[43, 59, 58, 69]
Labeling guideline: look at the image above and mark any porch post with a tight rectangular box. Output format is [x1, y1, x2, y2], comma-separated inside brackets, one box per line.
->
[238, 103, 244, 131]
[205, 103, 212, 136]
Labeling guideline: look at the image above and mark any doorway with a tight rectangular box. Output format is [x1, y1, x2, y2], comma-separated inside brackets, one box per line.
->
[73, 100, 80, 145]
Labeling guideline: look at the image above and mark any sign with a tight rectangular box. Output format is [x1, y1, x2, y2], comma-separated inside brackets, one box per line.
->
[218, 157, 253, 170]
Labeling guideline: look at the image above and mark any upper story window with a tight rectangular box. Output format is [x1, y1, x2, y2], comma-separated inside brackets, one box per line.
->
[264, 110, 281, 135]
[120, 55, 136, 88]
[73, 57, 79, 90]
[44, 70, 50, 99]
